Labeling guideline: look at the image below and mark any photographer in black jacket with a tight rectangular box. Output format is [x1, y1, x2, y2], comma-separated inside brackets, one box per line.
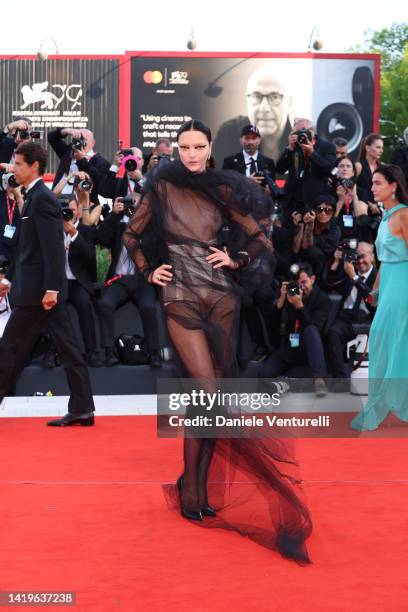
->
[276, 118, 336, 228]
[48, 128, 110, 205]
[322, 241, 376, 379]
[96, 197, 161, 367]
[99, 146, 144, 200]
[259, 262, 331, 396]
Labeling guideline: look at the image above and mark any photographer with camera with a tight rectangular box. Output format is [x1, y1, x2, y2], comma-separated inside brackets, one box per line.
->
[276, 118, 336, 228]
[331, 156, 370, 242]
[54, 172, 102, 227]
[48, 128, 110, 205]
[292, 195, 341, 277]
[322, 241, 376, 380]
[222, 124, 276, 186]
[96, 196, 161, 367]
[0, 164, 24, 261]
[355, 133, 384, 238]
[99, 146, 144, 200]
[143, 138, 174, 173]
[259, 262, 331, 397]
[57, 195, 101, 367]
[333, 137, 348, 159]
[0, 118, 41, 164]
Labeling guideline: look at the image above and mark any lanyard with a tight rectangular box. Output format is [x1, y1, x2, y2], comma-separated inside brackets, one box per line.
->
[6, 195, 16, 225]
[294, 319, 300, 333]
[127, 178, 135, 194]
[343, 197, 352, 215]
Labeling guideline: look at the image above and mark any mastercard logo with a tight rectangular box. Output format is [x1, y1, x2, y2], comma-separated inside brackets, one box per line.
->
[143, 70, 163, 85]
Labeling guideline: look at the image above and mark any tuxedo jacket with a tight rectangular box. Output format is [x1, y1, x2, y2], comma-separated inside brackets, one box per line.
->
[321, 265, 377, 317]
[6, 180, 68, 306]
[48, 129, 111, 204]
[222, 151, 276, 179]
[0, 132, 15, 164]
[67, 223, 97, 293]
[98, 169, 142, 200]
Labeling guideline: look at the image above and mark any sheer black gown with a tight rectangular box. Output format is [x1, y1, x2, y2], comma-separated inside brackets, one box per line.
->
[123, 163, 312, 563]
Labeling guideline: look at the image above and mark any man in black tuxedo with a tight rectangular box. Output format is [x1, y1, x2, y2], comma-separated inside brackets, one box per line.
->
[61, 196, 101, 366]
[276, 118, 336, 228]
[48, 127, 110, 205]
[222, 124, 276, 184]
[0, 142, 95, 426]
[322, 241, 376, 379]
[99, 147, 144, 200]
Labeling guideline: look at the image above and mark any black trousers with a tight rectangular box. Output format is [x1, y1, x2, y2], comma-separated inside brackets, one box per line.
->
[325, 311, 367, 378]
[98, 277, 160, 352]
[0, 303, 94, 414]
[68, 280, 97, 352]
[259, 324, 328, 378]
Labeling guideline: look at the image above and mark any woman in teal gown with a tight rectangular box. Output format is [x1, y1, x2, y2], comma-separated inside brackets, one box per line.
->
[352, 165, 408, 430]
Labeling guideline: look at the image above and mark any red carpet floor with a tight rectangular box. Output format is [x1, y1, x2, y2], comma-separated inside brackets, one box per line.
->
[1, 415, 407, 612]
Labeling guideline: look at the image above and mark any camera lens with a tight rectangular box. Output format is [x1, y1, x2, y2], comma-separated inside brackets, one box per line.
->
[317, 103, 363, 154]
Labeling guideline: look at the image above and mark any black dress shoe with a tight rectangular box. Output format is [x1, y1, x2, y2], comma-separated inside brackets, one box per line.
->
[86, 350, 103, 367]
[249, 346, 268, 363]
[176, 475, 202, 521]
[149, 351, 162, 369]
[104, 348, 119, 367]
[47, 412, 95, 427]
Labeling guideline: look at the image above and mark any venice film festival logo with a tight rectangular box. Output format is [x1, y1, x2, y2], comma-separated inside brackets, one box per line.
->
[19, 81, 83, 110]
[143, 70, 189, 85]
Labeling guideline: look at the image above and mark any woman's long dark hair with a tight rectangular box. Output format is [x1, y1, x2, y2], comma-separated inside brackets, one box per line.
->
[373, 164, 408, 204]
[358, 132, 383, 162]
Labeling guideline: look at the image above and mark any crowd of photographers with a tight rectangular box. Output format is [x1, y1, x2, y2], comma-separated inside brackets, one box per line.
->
[1, 116, 407, 395]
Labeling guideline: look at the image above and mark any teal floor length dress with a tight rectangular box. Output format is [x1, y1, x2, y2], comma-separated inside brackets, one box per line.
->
[352, 204, 408, 430]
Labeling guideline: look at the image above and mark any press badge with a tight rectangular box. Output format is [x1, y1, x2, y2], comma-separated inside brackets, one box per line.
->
[3, 224, 16, 239]
[343, 215, 354, 228]
[289, 333, 300, 348]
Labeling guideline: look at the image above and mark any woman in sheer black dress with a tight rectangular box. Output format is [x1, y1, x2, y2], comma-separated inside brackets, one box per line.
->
[123, 120, 312, 563]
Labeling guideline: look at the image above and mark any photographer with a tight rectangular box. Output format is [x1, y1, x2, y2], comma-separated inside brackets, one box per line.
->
[55, 172, 102, 227]
[58, 196, 101, 367]
[259, 263, 331, 397]
[355, 133, 383, 238]
[276, 118, 336, 228]
[96, 197, 161, 367]
[331, 156, 370, 241]
[322, 241, 376, 379]
[333, 137, 348, 159]
[99, 147, 144, 200]
[0, 165, 24, 261]
[143, 138, 174, 173]
[0, 117, 40, 164]
[0, 256, 11, 337]
[292, 195, 341, 277]
[48, 127, 110, 205]
[222, 124, 276, 187]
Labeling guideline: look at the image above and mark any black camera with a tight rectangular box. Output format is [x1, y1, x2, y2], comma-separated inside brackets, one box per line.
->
[287, 281, 301, 296]
[18, 130, 42, 140]
[74, 177, 92, 192]
[124, 157, 138, 172]
[0, 256, 10, 275]
[118, 195, 136, 216]
[1, 172, 19, 191]
[295, 128, 313, 145]
[61, 206, 74, 222]
[157, 154, 171, 169]
[120, 148, 133, 157]
[338, 238, 359, 262]
[338, 176, 356, 190]
[71, 136, 87, 151]
[254, 170, 268, 187]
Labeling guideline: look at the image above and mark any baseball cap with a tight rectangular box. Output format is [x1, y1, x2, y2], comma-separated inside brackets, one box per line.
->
[240, 124, 261, 137]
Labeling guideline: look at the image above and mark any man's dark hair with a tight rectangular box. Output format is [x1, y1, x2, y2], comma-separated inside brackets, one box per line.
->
[333, 137, 348, 147]
[298, 262, 314, 277]
[15, 141, 48, 175]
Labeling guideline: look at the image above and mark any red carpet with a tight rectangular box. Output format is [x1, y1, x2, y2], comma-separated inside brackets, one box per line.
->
[0, 416, 407, 611]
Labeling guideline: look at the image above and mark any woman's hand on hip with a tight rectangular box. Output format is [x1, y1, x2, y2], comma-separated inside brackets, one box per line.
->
[206, 246, 239, 270]
[149, 264, 173, 286]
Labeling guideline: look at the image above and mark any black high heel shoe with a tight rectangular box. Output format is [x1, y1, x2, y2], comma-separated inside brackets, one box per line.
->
[200, 504, 216, 517]
[176, 476, 202, 522]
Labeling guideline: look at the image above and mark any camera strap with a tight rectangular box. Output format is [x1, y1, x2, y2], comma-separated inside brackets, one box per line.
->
[105, 274, 123, 287]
